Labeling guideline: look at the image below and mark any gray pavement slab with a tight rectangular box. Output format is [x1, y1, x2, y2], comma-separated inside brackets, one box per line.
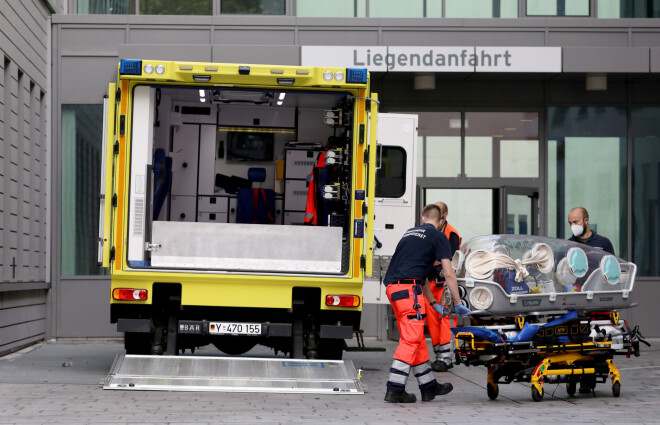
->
[0, 338, 658, 424]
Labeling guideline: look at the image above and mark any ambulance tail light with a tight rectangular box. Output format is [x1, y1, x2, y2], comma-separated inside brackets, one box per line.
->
[113, 288, 148, 301]
[326, 295, 360, 307]
[120, 59, 142, 75]
[346, 68, 367, 84]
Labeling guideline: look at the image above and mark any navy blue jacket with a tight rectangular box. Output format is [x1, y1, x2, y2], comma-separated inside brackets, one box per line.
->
[384, 223, 452, 285]
[569, 231, 615, 255]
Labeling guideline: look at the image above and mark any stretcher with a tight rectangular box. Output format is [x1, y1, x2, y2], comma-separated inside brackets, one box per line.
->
[443, 235, 649, 401]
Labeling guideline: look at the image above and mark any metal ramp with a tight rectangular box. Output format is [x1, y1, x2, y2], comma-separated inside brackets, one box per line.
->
[103, 354, 364, 394]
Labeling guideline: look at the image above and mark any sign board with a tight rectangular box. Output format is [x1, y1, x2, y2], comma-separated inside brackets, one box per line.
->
[301, 46, 562, 73]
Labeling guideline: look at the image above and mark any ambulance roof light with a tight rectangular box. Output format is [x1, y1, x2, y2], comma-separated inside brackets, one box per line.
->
[346, 68, 367, 84]
[120, 59, 142, 75]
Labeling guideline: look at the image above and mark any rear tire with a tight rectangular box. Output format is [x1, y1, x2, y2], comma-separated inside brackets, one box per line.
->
[531, 386, 544, 402]
[612, 381, 621, 397]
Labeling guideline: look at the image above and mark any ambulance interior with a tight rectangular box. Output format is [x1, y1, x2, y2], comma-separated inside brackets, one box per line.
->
[126, 85, 357, 274]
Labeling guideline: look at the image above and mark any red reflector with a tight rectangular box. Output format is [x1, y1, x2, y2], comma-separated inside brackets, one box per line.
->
[113, 288, 148, 301]
[326, 295, 360, 307]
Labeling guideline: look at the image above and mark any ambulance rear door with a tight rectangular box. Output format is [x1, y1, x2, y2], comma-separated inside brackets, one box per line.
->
[363, 113, 418, 304]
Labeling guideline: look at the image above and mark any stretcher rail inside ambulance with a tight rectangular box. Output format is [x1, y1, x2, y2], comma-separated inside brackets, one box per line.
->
[98, 59, 383, 358]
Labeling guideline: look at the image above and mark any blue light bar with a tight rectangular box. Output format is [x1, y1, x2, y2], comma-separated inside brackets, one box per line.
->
[120, 59, 142, 75]
[346, 68, 367, 84]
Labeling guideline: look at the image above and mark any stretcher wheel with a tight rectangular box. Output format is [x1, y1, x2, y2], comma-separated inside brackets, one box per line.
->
[531, 386, 543, 402]
[566, 382, 576, 396]
[612, 382, 621, 398]
[487, 383, 499, 400]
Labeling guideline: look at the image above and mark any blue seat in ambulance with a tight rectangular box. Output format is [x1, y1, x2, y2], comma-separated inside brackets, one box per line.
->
[237, 168, 276, 224]
[153, 148, 172, 220]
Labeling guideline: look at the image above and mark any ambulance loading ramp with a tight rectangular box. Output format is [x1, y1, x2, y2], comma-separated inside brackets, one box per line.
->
[103, 354, 364, 394]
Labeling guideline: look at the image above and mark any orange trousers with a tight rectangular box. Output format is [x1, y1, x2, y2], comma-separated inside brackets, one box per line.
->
[386, 283, 429, 366]
[424, 284, 453, 346]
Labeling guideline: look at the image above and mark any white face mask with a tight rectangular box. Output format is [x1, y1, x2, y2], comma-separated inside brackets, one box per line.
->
[571, 224, 585, 237]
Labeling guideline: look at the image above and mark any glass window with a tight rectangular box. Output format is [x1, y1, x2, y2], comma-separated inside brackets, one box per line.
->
[221, 0, 284, 14]
[297, 0, 365, 17]
[465, 137, 492, 177]
[369, 0, 424, 17]
[425, 189, 494, 241]
[547, 106, 627, 258]
[527, 0, 589, 16]
[61, 104, 106, 276]
[598, 0, 660, 17]
[445, 0, 518, 18]
[426, 136, 461, 178]
[417, 112, 461, 178]
[376, 147, 406, 198]
[140, 0, 211, 14]
[77, 0, 135, 14]
[632, 107, 660, 276]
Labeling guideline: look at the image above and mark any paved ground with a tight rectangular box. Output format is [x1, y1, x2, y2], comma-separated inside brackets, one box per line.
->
[0, 337, 658, 425]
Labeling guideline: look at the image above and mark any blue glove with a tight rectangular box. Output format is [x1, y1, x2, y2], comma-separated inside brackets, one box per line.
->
[454, 301, 471, 317]
[432, 304, 444, 315]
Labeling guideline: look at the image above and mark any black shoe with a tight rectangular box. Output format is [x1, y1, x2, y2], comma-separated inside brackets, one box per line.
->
[579, 385, 594, 394]
[431, 360, 454, 372]
[384, 391, 417, 403]
[421, 382, 453, 401]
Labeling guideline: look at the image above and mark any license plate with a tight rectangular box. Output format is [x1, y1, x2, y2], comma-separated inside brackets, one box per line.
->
[209, 322, 262, 335]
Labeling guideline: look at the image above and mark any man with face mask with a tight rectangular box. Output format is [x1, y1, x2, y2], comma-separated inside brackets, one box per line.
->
[567, 207, 614, 255]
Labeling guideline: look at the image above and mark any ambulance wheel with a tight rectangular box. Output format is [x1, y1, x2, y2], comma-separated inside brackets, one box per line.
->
[487, 383, 499, 400]
[566, 381, 577, 396]
[531, 386, 544, 402]
[612, 381, 621, 398]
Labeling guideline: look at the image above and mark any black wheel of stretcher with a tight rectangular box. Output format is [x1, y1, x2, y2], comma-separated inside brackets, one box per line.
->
[566, 381, 576, 396]
[532, 386, 544, 402]
[487, 383, 499, 400]
[612, 382, 621, 398]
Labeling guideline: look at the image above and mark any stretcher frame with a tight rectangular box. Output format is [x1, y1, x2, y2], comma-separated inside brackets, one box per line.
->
[453, 310, 646, 402]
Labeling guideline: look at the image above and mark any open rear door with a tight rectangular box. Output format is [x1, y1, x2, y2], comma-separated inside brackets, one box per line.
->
[363, 113, 418, 303]
[98, 83, 116, 267]
[364, 94, 378, 277]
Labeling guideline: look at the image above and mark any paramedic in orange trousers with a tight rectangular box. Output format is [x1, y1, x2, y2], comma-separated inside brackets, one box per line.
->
[425, 201, 461, 372]
[383, 204, 471, 403]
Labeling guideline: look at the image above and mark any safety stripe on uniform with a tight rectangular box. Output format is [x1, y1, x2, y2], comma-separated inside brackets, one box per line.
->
[387, 371, 409, 385]
[391, 359, 411, 373]
[413, 367, 436, 386]
[434, 343, 452, 355]
[304, 212, 314, 218]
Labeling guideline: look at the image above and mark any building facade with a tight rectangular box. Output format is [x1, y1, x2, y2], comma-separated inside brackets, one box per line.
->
[2, 0, 660, 353]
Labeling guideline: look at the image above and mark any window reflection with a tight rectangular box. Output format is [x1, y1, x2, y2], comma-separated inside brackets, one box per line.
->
[61, 105, 106, 276]
[527, 0, 589, 16]
[425, 189, 494, 241]
[140, 0, 211, 14]
[77, 0, 135, 14]
[297, 0, 365, 17]
[547, 106, 627, 259]
[369, 0, 424, 17]
[445, 0, 518, 18]
[376, 147, 406, 198]
[221, 0, 284, 14]
[632, 107, 660, 276]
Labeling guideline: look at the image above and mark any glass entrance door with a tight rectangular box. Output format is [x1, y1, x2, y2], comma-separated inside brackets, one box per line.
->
[500, 186, 539, 235]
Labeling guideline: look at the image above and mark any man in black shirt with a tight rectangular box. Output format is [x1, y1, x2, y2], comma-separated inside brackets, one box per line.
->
[383, 204, 470, 403]
[568, 207, 615, 255]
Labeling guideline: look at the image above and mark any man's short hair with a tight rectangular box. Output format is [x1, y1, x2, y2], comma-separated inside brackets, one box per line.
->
[422, 204, 442, 221]
[571, 207, 589, 220]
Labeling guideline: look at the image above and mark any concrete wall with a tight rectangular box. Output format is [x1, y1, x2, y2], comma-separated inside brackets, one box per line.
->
[50, 14, 660, 338]
[0, 0, 53, 356]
